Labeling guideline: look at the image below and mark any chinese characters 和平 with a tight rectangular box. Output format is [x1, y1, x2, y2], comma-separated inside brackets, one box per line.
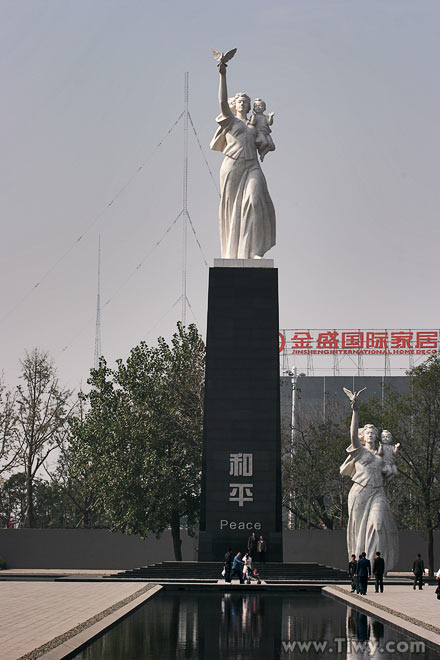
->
[229, 453, 253, 507]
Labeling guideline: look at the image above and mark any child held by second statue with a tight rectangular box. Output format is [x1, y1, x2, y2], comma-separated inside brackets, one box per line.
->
[249, 98, 275, 161]
[378, 430, 400, 479]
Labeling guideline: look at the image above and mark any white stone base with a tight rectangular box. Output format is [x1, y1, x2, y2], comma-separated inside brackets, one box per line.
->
[213, 258, 274, 269]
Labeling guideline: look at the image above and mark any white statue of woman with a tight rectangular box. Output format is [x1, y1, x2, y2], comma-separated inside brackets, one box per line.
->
[210, 50, 276, 259]
[340, 388, 399, 572]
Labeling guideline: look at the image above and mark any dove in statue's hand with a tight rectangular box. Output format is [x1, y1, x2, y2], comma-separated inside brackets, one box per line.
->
[343, 387, 367, 409]
[210, 47, 237, 70]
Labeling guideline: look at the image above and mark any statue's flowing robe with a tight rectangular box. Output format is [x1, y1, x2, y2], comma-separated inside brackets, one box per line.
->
[210, 113, 275, 259]
[340, 445, 398, 572]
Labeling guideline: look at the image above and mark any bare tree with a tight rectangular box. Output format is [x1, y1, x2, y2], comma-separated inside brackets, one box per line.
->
[0, 375, 18, 476]
[282, 399, 350, 530]
[13, 349, 73, 527]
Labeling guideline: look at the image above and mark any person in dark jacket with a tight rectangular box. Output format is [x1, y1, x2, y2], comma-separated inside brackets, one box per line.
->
[348, 554, 358, 593]
[224, 547, 233, 583]
[257, 535, 267, 563]
[355, 554, 362, 593]
[373, 551, 385, 593]
[357, 552, 371, 595]
[413, 554, 425, 590]
[248, 532, 258, 560]
[231, 551, 244, 584]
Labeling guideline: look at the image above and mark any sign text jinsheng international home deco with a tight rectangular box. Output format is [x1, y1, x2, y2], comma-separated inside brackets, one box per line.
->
[279, 329, 439, 356]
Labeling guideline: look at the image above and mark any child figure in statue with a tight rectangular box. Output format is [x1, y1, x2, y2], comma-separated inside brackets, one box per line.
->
[249, 98, 275, 161]
[210, 49, 276, 259]
[340, 388, 399, 572]
[378, 430, 400, 480]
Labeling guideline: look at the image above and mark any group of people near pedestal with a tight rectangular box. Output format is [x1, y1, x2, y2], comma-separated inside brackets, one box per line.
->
[247, 532, 267, 563]
[349, 551, 385, 595]
[222, 532, 267, 584]
[349, 551, 440, 598]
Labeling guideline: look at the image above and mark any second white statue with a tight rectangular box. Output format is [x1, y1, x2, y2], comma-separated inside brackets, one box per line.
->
[340, 388, 399, 573]
[210, 48, 276, 260]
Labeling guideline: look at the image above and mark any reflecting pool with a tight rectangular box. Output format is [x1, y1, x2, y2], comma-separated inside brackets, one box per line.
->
[73, 591, 439, 659]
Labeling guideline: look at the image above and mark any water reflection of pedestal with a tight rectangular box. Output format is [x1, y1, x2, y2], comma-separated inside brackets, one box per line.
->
[198, 260, 283, 561]
[197, 592, 283, 658]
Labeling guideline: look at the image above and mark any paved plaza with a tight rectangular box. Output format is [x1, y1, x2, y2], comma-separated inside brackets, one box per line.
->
[1, 572, 439, 659]
[0, 577, 160, 660]
[325, 584, 440, 651]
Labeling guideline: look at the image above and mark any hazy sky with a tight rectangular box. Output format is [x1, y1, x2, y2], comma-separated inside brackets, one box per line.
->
[1, 0, 438, 391]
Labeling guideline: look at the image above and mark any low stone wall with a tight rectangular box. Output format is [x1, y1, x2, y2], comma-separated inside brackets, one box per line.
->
[0, 528, 438, 570]
[282, 529, 440, 572]
[0, 529, 198, 569]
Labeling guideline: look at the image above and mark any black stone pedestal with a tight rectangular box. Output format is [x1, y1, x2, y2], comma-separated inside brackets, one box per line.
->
[198, 263, 283, 562]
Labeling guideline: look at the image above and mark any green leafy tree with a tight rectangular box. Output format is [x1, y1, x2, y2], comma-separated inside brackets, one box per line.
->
[358, 356, 440, 576]
[0, 472, 64, 527]
[0, 472, 26, 526]
[70, 323, 205, 560]
[52, 403, 108, 529]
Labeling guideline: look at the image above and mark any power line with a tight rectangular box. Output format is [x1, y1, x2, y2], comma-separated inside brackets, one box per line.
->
[185, 295, 200, 326]
[103, 210, 183, 309]
[145, 295, 182, 338]
[0, 112, 184, 325]
[60, 210, 184, 355]
[60, 312, 95, 355]
[187, 211, 209, 268]
[188, 111, 220, 198]
[51, 80, 214, 358]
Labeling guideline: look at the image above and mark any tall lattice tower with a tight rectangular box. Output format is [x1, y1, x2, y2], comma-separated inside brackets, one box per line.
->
[94, 236, 102, 369]
[181, 72, 189, 325]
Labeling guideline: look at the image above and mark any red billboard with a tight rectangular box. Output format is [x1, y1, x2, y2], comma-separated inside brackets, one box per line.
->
[279, 329, 439, 356]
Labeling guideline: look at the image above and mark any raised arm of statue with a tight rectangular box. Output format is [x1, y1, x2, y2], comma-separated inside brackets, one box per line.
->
[350, 408, 361, 449]
[211, 48, 237, 117]
[343, 388, 367, 449]
[218, 64, 232, 117]
[209, 46, 276, 260]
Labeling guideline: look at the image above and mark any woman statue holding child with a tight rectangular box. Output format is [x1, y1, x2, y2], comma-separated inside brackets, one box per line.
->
[210, 48, 276, 260]
[340, 388, 399, 572]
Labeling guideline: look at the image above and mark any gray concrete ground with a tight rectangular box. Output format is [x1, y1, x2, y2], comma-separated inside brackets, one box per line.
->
[0, 569, 121, 575]
[0, 580, 160, 660]
[2, 571, 439, 659]
[324, 584, 440, 651]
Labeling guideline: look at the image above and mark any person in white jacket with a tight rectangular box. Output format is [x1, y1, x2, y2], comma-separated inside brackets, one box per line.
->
[243, 552, 253, 584]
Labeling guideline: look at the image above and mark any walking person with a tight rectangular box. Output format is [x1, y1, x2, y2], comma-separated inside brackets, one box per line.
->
[348, 554, 358, 593]
[223, 547, 233, 583]
[373, 551, 385, 593]
[412, 553, 425, 590]
[356, 554, 362, 594]
[357, 552, 371, 595]
[257, 535, 267, 563]
[248, 531, 258, 560]
[231, 551, 245, 584]
[243, 552, 253, 584]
